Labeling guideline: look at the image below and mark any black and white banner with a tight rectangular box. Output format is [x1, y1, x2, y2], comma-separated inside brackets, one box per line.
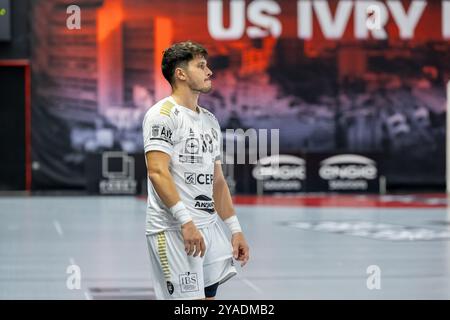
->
[85, 152, 146, 195]
[234, 153, 381, 194]
[251, 154, 307, 194]
[306, 153, 380, 193]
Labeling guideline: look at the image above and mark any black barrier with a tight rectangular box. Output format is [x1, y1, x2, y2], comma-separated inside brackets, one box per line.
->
[0, 64, 26, 190]
[0, 299, 439, 319]
[0, 0, 10, 41]
[85, 152, 381, 195]
[234, 152, 381, 195]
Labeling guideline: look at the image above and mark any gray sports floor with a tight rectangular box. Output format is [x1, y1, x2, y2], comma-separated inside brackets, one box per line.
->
[1, 195, 450, 299]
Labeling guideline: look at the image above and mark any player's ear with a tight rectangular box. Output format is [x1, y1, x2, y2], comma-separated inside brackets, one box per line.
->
[174, 67, 187, 81]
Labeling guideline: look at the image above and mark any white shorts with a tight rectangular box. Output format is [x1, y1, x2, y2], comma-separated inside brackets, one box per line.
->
[146, 221, 237, 300]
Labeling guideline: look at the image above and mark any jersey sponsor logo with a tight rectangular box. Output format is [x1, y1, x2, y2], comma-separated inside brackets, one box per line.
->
[179, 155, 203, 164]
[185, 172, 196, 184]
[185, 173, 213, 185]
[150, 125, 173, 144]
[185, 138, 200, 154]
[179, 272, 199, 293]
[194, 195, 215, 213]
[152, 125, 159, 137]
[167, 281, 174, 295]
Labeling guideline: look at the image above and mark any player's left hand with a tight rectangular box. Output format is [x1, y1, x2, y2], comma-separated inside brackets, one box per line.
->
[231, 232, 249, 267]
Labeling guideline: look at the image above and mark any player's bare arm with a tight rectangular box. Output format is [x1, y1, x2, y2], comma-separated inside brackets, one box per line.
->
[213, 160, 250, 267]
[146, 150, 206, 257]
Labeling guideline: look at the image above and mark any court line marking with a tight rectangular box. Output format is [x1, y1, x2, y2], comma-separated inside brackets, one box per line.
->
[236, 274, 263, 295]
[53, 220, 63, 237]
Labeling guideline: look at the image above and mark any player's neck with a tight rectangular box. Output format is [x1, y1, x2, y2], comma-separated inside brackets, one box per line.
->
[171, 88, 200, 113]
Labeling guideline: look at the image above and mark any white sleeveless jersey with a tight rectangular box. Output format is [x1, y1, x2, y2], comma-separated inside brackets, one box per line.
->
[142, 96, 222, 235]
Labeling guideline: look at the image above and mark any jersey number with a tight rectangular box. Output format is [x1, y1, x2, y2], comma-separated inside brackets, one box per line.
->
[201, 134, 213, 153]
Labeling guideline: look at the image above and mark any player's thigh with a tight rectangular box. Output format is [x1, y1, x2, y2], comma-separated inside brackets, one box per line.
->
[203, 223, 237, 287]
[146, 230, 205, 300]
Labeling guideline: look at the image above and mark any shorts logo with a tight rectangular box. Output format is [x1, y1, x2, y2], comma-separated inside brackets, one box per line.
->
[185, 173, 213, 185]
[167, 281, 174, 295]
[194, 195, 215, 214]
[179, 272, 199, 293]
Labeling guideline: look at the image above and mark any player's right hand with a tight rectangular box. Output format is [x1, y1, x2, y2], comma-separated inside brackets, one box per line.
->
[181, 221, 206, 258]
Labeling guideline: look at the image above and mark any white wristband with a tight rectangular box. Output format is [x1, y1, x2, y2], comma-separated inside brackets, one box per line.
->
[224, 215, 242, 234]
[169, 201, 192, 225]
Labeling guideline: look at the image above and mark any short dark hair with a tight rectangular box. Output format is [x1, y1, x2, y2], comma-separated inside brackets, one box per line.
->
[161, 41, 208, 86]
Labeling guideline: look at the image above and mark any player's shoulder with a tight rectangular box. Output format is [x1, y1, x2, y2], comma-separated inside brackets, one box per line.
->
[144, 97, 180, 122]
[200, 107, 220, 126]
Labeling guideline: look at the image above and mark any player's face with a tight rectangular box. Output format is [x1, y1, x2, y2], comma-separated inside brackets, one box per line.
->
[185, 56, 213, 94]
